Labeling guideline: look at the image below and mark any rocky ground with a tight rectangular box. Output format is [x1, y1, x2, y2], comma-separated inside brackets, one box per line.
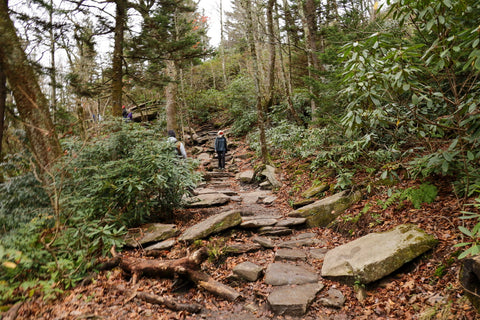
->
[9, 131, 480, 319]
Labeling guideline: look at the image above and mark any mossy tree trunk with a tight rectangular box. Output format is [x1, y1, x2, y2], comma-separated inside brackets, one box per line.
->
[0, 0, 61, 170]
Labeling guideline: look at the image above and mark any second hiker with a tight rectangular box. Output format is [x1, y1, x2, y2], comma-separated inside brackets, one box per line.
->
[167, 130, 187, 159]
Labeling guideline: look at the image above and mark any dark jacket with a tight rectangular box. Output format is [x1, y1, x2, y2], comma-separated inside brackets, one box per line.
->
[215, 136, 228, 152]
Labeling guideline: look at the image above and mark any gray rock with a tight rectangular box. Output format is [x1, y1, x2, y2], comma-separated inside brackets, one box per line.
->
[301, 183, 329, 198]
[240, 218, 278, 228]
[194, 188, 238, 196]
[291, 232, 317, 240]
[259, 181, 273, 190]
[125, 224, 179, 247]
[252, 236, 275, 248]
[288, 190, 362, 227]
[264, 262, 318, 286]
[292, 199, 315, 209]
[321, 224, 438, 284]
[178, 210, 242, 242]
[319, 288, 346, 308]
[237, 170, 255, 183]
[203, 171, 234, 180]
[223, 242, 262, 254]
[275, 248, 306, 261]
[240, 190, 272, 205]
[277, 238, 321, 249]
[259, 226, 293, 236]
[262, 196, 277, 205]
[275, 217, 306, 227]
[268, 283, 324, 316]
[184, 193, 231, 208]
[144, 239, 176, 251]
[261, 165, 282, 189]
[309, 247, 328, 260]
[233, 262, 264, 281]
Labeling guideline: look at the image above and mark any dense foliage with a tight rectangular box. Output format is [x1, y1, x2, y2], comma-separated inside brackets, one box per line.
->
[0, 121, 200, 303]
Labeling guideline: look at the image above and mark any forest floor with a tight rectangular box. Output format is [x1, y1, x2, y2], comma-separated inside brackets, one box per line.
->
[11, 134, 480, 319]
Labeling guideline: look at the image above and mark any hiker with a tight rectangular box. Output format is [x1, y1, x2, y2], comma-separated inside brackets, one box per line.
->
[167, 130, 187, 159]
[127, 109, 133, 122]
[214, 130, 228, 169]
[122, 105, 128, 118]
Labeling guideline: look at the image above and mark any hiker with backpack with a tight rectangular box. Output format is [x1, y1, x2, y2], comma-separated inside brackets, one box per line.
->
[214, 130, 228, 170]
[167, 130, 187, 159]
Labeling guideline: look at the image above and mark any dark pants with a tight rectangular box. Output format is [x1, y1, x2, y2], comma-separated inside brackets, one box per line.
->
[217, 151, 226, 169]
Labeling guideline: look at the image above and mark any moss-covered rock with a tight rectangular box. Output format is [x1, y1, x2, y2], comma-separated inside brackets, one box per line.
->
[301, 183, 329, 199]
[288, 190, 363, 227]
[321, 224, 438, 284]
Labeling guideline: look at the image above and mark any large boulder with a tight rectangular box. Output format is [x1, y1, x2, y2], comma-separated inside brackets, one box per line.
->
[321, 224, 438, 284]
[301, 183, 329, 199]
[178, 210, 242, 242]
[288, 190, 362, 227]
[237, 170, 255, 183]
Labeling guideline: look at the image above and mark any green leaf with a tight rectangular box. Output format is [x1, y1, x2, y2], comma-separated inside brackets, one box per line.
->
[467, 151, 475, 161]
[459, 226, 473, 237]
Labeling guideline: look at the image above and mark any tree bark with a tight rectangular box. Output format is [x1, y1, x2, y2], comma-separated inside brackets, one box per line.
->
[243, 0, 269, 165]
[165, 60, 178, 133]
[111, 0, 127, 117]
[460, 254, 480, 312]
[0, 0, 61, 170]
[105, 247, 242, 301]
[0, 56, 6, 162]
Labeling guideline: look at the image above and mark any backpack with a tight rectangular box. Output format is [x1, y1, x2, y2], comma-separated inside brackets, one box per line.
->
[175, 140, 182, 156]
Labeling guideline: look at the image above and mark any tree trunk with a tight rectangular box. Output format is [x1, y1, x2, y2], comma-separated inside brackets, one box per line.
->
[165, 60, 178, 133]
[49, 0, 57, 123]
[276, 1, 302, 125]
[266, 0, 276, 110]
[0, 0, 61, 170]
[243, 0, 269, 164]
[0, 56, 5, 162]
[460, 255, 480, 312]
[299, 0, 321, 124]
[111, 0, 127, 117]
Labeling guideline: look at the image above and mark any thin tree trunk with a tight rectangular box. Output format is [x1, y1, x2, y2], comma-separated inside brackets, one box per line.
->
[220, 0, 227, 85]
[111, 0, 127, 117]
[49, 0, 57, 123]
[0, 0, 61, 170]
[165, 60, 178, 133]
[0, 56, 5, 163]
[243, 0, 269, 164]
[266, 0, 276, 110]
[276, 1, 302, 125]
[299, 0, 321, 124]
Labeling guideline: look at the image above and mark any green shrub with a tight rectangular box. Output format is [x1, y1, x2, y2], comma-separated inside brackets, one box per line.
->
[0, 120, 201, 303]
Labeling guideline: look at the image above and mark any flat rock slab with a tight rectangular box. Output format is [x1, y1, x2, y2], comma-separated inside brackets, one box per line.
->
[224, 242, 262, 254]
[268, 283, 324, 316]
[185, 193, 231, 208]
[309, 247, 328, 260]
[178, 210, 242, 242]
[301, 183, 329, 198]
[144, 239, 176, 251]
[241, 218, 278, 228]
[265, 262, 318, 286]
[321, 224, 438, 284]
[240, 190, 273, 205]
[233, 261, 264, 281]
[275, 217, 306, 227]
[203, 171, 235, 180]
[277, 238, 322, 249]
[125, 224, 179, 247]
[259, 226, 292, 236]
[288, 190, 362, 227]
[275, 248, 307, 261]
[252, 236, 275, 248]
[194, 188, 238, 196]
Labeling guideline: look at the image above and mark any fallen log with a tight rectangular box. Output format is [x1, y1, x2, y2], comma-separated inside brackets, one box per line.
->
[105, 247, 242, 301]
